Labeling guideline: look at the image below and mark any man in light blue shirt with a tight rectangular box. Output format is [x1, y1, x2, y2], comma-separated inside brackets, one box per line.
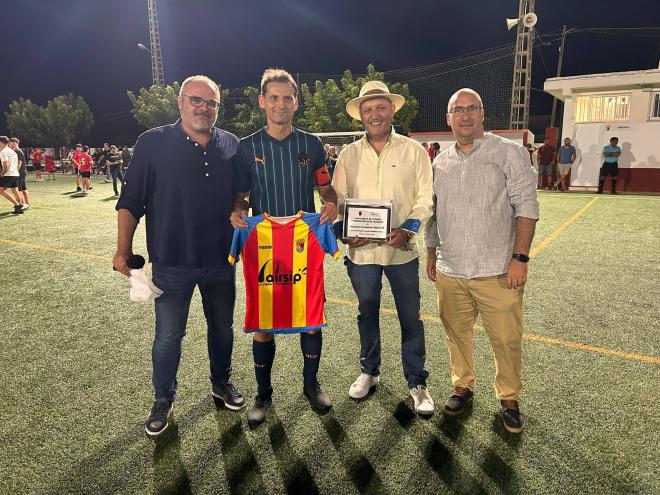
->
[599, 137, 621, 194]
[557, 137, 576, 192]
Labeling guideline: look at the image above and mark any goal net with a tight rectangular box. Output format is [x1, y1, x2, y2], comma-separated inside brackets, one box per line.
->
[313, 131, 365, 154]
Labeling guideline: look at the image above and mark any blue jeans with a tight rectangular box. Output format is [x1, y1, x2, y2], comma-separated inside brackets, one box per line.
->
[109, 165, 124, 195]
[152, 263, 236, 401]
[346, 258, 428, 388]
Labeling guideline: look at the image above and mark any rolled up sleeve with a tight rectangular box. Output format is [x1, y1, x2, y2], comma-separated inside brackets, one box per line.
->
[504, 144, 539, 220]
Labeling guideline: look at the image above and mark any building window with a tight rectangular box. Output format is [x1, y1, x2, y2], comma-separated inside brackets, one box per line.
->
[575, 95, 630, 123]
[650, 92, 660, 120]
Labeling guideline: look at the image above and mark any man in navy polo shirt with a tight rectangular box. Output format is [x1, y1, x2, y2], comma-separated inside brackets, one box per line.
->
[113, 75, 246, 437]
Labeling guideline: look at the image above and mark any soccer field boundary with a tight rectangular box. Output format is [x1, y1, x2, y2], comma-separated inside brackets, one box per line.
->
[326, 297, 660, 365]
[0, 238, 113, 262]
[530, 197, 598, 259]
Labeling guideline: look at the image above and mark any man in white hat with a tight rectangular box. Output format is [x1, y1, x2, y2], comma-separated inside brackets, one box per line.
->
[332, 81, 435, 415]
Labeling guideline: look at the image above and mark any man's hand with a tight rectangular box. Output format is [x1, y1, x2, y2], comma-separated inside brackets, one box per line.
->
[230, 210, 248, 228]
[113, 251, 131, 277]
[319, 201, 338, 224]
[385, 228, 410, 249]
[426, 257, 437, 282]
[506, 258, 528, 289]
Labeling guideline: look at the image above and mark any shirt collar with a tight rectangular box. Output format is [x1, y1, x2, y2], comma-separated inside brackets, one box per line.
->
[453, 131, 489, 156]
[361, 126, 397, 149]
[174, 118, 218, 147]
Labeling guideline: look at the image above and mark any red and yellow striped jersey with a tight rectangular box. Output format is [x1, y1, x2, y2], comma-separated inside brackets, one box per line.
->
[229, 212, 339, 334]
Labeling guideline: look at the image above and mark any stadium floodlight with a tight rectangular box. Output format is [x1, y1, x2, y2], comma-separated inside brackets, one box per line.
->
[137, 42, 151, 53]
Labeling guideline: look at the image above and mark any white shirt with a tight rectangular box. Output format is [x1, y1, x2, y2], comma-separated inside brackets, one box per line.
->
[0, 147, 19, 177]
[425, 133, 539, 279]
[332, 129, 433, 266]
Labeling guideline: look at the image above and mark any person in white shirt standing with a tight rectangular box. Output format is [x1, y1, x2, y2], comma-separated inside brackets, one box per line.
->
[332, 81, 435, 416]
[425, 88, 539, 433]
[0, 136, 24, 215]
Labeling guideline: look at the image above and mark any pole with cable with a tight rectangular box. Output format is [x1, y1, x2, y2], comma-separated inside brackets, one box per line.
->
[550, 24, 567, 129]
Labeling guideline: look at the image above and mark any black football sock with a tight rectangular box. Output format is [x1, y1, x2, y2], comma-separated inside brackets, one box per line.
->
[301, 331, 322, 384]
[611, 179, 617, 193]
[253, 339, 275, 398]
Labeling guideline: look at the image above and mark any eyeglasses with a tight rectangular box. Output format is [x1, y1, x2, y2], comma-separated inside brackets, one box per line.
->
[448, 105, 483, 114]
[182, 94, 220, 110]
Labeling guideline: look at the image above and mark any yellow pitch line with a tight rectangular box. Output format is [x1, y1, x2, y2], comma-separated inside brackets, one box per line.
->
[0, 238, 113, 262]
[327, 297, 659, 364]
[530, 197, 599, 258]
[3, 242, 656, 365]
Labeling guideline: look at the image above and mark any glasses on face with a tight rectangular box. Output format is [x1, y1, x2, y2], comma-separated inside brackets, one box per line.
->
[182, 94, 220, 110]
[448, 105, 483, 114]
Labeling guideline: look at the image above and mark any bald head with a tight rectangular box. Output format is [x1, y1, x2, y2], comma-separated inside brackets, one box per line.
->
[447, 88, 483, 113]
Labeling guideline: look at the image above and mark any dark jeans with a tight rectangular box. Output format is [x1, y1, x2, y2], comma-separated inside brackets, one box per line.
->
[346, 258, 428, 388]
[152, 263, 236, 401]
[109, 165, 124, 194]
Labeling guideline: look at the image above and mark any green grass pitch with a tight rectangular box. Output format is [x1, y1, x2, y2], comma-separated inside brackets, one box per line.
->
[1, 175, 659, 494]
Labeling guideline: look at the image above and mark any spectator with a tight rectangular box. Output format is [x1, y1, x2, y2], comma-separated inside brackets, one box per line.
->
[557, 137, 576, 192]
[31, 148, 43, 181]
[598, 137, 621, 194]
[9, 138, 29, 210]
[537, 137, 556, 190]
[0, 135, 24, 214]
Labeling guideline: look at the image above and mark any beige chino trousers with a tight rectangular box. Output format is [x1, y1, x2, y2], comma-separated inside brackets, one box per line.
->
[436, 272, 524, 400]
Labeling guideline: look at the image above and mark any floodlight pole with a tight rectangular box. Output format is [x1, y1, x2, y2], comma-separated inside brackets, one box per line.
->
[146, 0, 165, 86]
[550, 24, 567, 129]
[509, 0, 535, 130]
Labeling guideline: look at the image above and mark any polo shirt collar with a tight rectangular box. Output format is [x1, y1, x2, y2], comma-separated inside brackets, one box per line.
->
[174, 118, 218, 147]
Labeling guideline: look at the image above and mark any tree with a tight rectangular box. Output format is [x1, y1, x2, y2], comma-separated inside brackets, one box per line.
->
[41, 94, 94, 147]
[5, 98, 47, 146]
[128, 82, 229, 130]
[228, 86, 265, 137]
[298, 64, 419, 133]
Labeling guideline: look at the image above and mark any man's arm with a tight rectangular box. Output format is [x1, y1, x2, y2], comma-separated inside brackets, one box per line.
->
[506, 217, 536, 289]
[571, 149, 576, 164]
[230, 191, 250, 228]
[317, 184, 337, 224]
[113, 209, 139, 276]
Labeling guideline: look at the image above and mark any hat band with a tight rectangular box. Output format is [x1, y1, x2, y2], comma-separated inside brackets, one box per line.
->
[361, 89, 389, 97]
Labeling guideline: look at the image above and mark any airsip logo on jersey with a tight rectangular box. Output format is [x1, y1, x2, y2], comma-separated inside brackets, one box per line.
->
[255, 156, 266, 166]
[295, 238, 305, 253]
[297, 152, 310, 168]
[258, 259, 307, 286]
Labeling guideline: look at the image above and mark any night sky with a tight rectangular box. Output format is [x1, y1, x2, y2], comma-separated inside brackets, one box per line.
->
[3, 0, 659, 144]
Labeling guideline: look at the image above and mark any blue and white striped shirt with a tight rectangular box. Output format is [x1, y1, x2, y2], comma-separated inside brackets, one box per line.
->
[235, 127, 326, 216]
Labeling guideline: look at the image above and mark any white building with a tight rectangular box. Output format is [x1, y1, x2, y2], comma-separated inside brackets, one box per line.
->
[544, 68, 660, 192]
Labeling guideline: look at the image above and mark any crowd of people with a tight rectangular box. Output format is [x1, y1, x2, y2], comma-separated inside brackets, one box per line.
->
[0, 141, 133, 213]
[110, 70, 539, 439]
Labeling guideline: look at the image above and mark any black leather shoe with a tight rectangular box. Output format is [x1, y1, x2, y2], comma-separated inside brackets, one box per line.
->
[443, 387, 474, 416]
[247, 396, 272, 428]
[501, 400, 524, 433]
[303, 381, 332, 411]
[211, 380, 246, 411]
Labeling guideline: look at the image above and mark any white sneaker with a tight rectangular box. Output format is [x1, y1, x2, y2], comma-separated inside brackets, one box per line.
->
[349, 373, 379, 399]
[21, 204, 30, 210]
[410, 385, 435, 416]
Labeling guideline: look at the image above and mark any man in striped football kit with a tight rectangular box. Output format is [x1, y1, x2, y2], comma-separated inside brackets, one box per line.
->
[231, 68, 338, 428]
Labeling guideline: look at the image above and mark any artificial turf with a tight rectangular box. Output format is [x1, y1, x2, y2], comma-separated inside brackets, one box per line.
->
[1, 176, 658, 494]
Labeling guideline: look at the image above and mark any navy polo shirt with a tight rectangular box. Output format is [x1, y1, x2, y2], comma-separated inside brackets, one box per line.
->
[116, 119, 239, 268]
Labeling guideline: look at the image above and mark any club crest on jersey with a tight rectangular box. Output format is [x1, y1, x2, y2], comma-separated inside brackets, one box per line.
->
[255, 156, 266, 166]
[295, 238, 305, 253]
[297, 152, 310, 167]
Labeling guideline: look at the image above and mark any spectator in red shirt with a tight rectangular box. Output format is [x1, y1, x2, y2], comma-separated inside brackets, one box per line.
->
[32, 148, 43, 181]
[44, 152, 56, 180]
[537, 138, 556, 190]
[70, 144, 84, 191]
[79, 146, 94, 193]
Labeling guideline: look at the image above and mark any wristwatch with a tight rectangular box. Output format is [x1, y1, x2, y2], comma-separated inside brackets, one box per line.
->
[512, 253, 530, 263]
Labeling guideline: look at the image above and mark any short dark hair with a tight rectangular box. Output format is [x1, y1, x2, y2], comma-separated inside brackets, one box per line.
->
[75, 143, 82, 148]
[83, 145, 89, 152]
[260, 68, 298, 96]
[0, 136, 10, 144]
[610, 136, 618, 142]
[9, 137, 19, 144]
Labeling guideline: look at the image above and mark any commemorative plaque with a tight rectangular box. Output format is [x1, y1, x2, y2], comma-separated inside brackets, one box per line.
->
[342, 199, 393, 242]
